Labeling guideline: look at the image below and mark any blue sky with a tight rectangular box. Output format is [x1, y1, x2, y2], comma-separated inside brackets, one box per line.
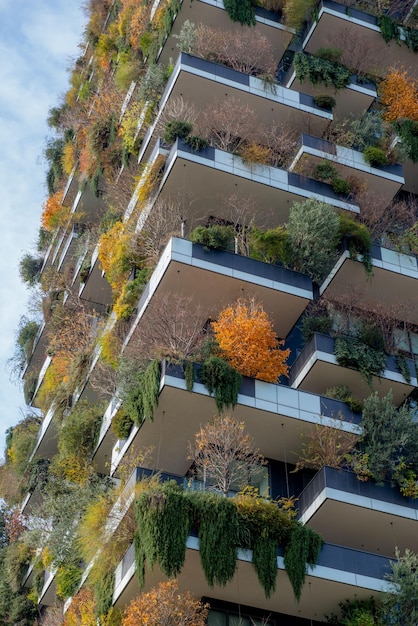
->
[0, 1, 85, 457]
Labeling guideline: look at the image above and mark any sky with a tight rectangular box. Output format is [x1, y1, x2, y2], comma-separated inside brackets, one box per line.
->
[0, 0, 86, 457]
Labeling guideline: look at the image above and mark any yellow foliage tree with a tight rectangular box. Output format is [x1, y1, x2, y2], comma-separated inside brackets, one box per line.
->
[63, 587, 97, 626]
[380, 67, 418, 122]
[97, 221, 131, 296]
[121, 580, 208, 626]
[212, 297, 290, 382]
[41, 191, 69, 232]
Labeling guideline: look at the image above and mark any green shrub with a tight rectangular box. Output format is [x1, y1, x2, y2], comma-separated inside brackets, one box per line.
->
[301, 315, 333, 343]
[312, 161, 338, 182]
[334, 336, 386, 385]
[163, 120, 193, 144]
[363, 146, 388, 167]
[55, 563, 82, 600]
[338, 214, 372, 274]
[19, 254, 43, 287]
[325, 385, 363, 414]
[332, 177, 351, 196]
[186, 135, 209, 151]
[248, 226, 291, 265]
[294, 52, 351, 90]
[112, 408, 134, 440]
[313, 94, 336, 109]
[395, 120, 418, 163]
[378, 14, 400, 43]
[58, 401, 104, 461]
[223, 0, 256, 25]
[190, 225, 235, 251]
[314, 47, 342, 63]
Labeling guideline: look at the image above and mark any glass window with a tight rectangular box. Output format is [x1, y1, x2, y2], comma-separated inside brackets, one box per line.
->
[208, 611, 227, 626]
[394, 328, 410, 353]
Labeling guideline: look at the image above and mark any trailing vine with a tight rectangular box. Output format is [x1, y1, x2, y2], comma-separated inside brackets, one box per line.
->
[94, 570, 115, 618]
[200, 356, 242, 413]
[190, 491, 239, 587]
[132, 483, 323, 600]
[283, 524, 323, 602]
[134, 481, 192, 587]
[142, 360, 161, 421]
[184, 360, 195, 392]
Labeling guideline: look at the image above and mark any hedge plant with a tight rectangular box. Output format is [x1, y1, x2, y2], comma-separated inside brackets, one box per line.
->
[223, 0, 256, 25]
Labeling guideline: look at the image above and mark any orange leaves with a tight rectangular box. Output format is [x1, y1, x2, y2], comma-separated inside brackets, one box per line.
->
[41, 191, 70, 232]
[380, 67, 418, 122]
[121, 580, 208, 626]
[63, 587, 96, 626]
[212, 297, 290, 383]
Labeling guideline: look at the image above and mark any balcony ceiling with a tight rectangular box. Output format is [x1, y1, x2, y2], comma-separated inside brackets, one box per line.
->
[114, 545, 386, 621]
[322, 255, 418, 326]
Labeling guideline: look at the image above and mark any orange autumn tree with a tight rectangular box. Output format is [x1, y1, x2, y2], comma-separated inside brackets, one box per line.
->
[121, 580, 209, 626]
[41, 190, 70, 232]
[380, 67, 418, 122]
[212, 297, 290, 382]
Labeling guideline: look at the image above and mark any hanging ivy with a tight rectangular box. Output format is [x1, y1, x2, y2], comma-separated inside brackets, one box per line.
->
[142, 360, 161, 420]
[134, 481, 192, 587]
[396, 353, 411, 384]
[378, 14, 400, 44]
[283, 524, 323, 602]
[184, 360, 195, 392]
[189, 491, 239, 587]
[200, 356, 242, 413]
[95, 570, 115, 618]
[132, 484, 322, 601]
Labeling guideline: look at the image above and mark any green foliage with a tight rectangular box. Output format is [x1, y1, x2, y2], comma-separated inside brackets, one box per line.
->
[294, 52, 351, 90]
[191, 491, 239, 587]
[137, 63, 172, 103]
[283, 0, 316, 30]
[58, 400, 104, 461]
[339, 214, 372, 275]
[327, 597, 381, 625]
[286, 198, 340, 283]
[223, 0, 256, 25]
[44, 137, 65, 193]
[381, 548, 418, 624]
[175, 19, 197, 53]
[396, 353, 411, 384]
[313, 161, 338, 182]
[313, 94, 336, 109]
[301, 315, 333, 343]
[200, 356, 242, 413]
[114, 268, 151, 320]
[283, 523, 323, 602]
[163, 120, 193, 144]
[315, 47, 342, 63]
[184, 360, 194, 392]
[190, 225, 235, 251]
[248, 226, 291, 265]
[6, 415, 40, 475]
[95, 570, 115, 618]
[404, 26, 418, 52]
[133, 483, 320, 599]
[396, 120, 418, 163]
[142, 360, 161, 421]
[334, 335, 386, 385]
[378, 14, 400, 43]
[350, 111, 386, 152]
[112, 408, 134, 439]
[55, 562, 83, 599]
[19, 253, 43, 287]
[134, 481, 192, 586]
[363, 146, 388, 167]
[332, 177, 351, 195]
[325, 385, 363, 414]
[185, 135, 210, 152]
[351, 391, 418, 494]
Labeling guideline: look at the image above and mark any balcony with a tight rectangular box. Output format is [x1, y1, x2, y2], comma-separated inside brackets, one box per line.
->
[110, 361, 360, 478]
[157, 0, 293, 67]
[61, 166, 79, 207]
[298, 466, 418, 558]
[303, 0, 418, 80]
[28, 405, 58, 462]
[138, 53, 333, 167]
[285, 67, 376, 122]
[78, 244, 113, 313]
[30, 355, 52, 409]
[289, 133, 404, 206]
[290, 333, 416, 405]
[148, 139, 359, 231]
[321, 242, 418, 325]
[113, 539, 391, 620]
